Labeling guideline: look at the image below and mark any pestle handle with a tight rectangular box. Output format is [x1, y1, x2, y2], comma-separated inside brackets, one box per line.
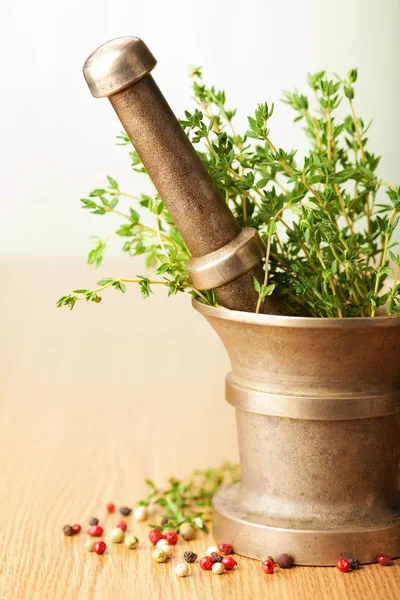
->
[83, 37, 281, 314]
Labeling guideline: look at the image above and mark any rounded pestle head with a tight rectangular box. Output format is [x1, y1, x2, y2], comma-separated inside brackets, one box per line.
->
[83, 36, 157, 98]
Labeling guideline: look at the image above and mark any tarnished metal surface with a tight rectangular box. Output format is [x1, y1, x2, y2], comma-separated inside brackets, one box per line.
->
[83, 37, 282, 314]
[194, 300, 400, 565]
[83, 37, 156, 98]
[186, 228, 266, 291]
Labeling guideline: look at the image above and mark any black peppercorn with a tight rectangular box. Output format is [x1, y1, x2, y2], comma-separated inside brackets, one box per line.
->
[349, 558, 361, 570]
[184, 551, 198, 563]
[276, 553, 293, 569]
[161, 518, 169, 526]
[89, 517, 99, 526]
[63, 525, 74, 536]
[211, 554, 223, 563]
[119, 506, 132, 516]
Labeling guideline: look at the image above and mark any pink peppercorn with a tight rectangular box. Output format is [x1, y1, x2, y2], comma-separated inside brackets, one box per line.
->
[118, 521, 127, 532]
[72, 524, 81, 534]
[94, 541, 107, 555]
[336, 559, 351, 572]
[200, 556, 214, 570]
[377, 553, 391, 566]
[87, 525, 104, 537]
[149, 529, 164, 545]
[218, 543, 233, 555]
[164, 531, 178, 545]
[262, 559, 274, 574]
[222, 556, 237, 570]
[106, 503, 115, 513]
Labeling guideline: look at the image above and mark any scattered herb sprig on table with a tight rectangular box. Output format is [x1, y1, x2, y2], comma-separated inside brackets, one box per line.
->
[137, 462, 240, 534]
[58, 68, 400, 317]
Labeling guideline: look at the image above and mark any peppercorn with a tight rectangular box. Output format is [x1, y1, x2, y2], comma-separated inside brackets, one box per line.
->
[179, 522, 196, 540]
[222, 556, 237, 570]
[276, 553, 293, 568]
[87, 525, 104, 537]
[119, 506, 132, 516]
[125, 535, 139, 549]
[161, 518, 169, 526]
[149, 529, 164, 545]
[152, 548, 167, 563]
[212, 562, 225, 575]
[218, 543, 233, 555]
[162, 544, 174, 559]
[109, 527, 124, 543]
[207, 546, 220, 556]
[84, 539, 96, 552]
[336, 559, 351, 572]
[212, 554, 223, 563]
[262, 555, 274, 563]
[117, 521, 127, 532]
[175, 562, 190, 577]
[262, 559, 275, 574]
[89, 517, 99, 526]
[133, 506, 148, 522]
[94, 541, 107, 555]
[200, 556, 214, 570]
[106, 503, 115, 513]
[164, 531, 178, 545]
[377, 553, 391, 566]
[63, 525, 74, 536]
[349, 558, 361, 570]
[184, 551, 197, 563]
[72, 524, 81, 534]
[156, 539, 169, 549]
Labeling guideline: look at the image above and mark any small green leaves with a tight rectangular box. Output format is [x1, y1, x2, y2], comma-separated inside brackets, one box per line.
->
[246, 103, 274, 139]
[88, 238, 106, 268]
[253, 276, 275, 299]
[107, 175, 118, 189]
[56, 295, 77, 310]
[60, 66, 400, 319]
[137, 275, 153, 299]
[389, 251, 400, 266]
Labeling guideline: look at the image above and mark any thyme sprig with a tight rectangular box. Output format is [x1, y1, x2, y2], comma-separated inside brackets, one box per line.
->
[58, 68, 400, 317]
[137, 462, 240, 534]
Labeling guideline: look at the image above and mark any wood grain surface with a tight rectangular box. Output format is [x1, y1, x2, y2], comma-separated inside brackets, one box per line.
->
[0, 259, 398, 600]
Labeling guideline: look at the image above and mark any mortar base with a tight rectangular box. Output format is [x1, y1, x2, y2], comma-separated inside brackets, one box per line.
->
[212, 483, 400, 566]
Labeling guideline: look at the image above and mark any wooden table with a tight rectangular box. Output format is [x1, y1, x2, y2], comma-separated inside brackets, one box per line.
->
[0, 259, 398, 599]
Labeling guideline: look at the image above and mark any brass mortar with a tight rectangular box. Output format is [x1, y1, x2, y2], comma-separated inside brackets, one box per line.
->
[194, 300, 400, 565]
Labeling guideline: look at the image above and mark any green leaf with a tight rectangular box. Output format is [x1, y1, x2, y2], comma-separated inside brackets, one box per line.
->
[252, 276, 262, 294]
[107, 175, 118, 189]
[256, 178, 269, 189]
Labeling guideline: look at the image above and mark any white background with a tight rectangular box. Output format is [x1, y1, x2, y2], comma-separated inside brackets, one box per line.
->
[1, 0, 399, 258]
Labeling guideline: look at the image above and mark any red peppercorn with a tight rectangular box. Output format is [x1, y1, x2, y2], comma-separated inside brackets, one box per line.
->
[222, 556, 237, 570]
[336, 559, 351, 572]
[262, 559, 274, 574]
[106, 503, 115, 513]
[200, 556, 214, 570]
[87, 525, 104, 537]
[149, 529, 164, 545]
[377, 553, 391, 566]
[72, 524, 81, 534]
[218, 543, 233, 555]
[94, 541, 107, 555]
[117, 521, 127, 532]
[164, 531, 178, 545]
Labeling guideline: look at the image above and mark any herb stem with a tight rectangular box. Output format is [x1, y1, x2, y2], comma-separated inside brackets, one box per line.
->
[388, 263, 400, 315]
[334, 183, 354, 234]
[255, 235, 271, 314]
[371, 208, 398, 316]
[153, 187, 168, 256]
[349, 99, 366, 162]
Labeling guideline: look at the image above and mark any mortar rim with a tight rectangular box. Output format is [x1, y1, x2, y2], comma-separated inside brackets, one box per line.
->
[192, 299, 400, 328]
